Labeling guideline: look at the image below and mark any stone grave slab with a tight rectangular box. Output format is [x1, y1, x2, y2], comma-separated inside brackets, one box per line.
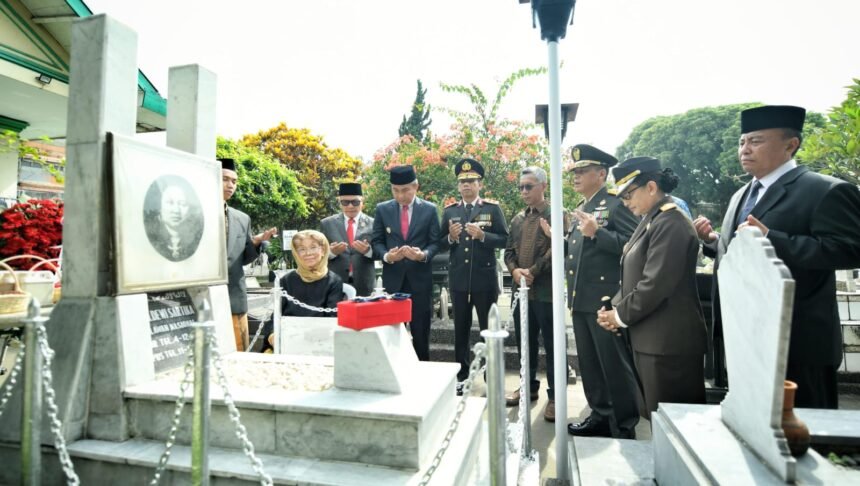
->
[334, 323, 419, 393]
[276, 316, 338, 356]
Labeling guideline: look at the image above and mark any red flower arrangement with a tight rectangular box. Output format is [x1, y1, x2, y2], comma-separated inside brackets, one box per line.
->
[0, 199, 63, 270]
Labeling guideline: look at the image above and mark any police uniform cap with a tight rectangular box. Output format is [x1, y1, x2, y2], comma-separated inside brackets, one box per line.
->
[218, 158, 237, 172]
[389, 165, 417, 185]
[741, 105, 806, 133]
[338, 182, 363, 196]
[569, 144, 618, 171]
[612, 156, 662, 195]
[455, 158, 484, 180]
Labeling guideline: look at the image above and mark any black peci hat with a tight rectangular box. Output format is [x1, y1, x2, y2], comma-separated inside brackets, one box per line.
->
[569, 144, 618, 170]
[740, 105, 806, 133]
[218, 158, 237, 172]
[454, 158, 484, 179]
[612, 157, 662, 195]
[338, 182, 363, 196]
[389, 165, 417, 185]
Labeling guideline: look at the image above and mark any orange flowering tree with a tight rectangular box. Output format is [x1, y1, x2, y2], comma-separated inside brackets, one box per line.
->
[363, 68, 555, 220]
[241, 123, 363, 229]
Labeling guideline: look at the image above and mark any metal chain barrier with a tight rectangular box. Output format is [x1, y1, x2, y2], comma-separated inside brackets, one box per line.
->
[0, 340, 24, 418]
[245, 316, 267, 352]
[418, 342, 487, 486]
[149, 347, 195, 485]
[507, 290, 520, 332]
[281, 291, 338, 314]
[35, 322, 80, 485]
[208, 332, 273, 486]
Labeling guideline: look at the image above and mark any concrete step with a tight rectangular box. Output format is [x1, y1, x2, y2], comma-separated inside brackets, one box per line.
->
[0, 398, 486, 486]
[569, 436, 655, 485]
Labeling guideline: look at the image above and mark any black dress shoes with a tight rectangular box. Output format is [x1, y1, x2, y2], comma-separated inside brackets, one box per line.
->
[567, 416, 612, 437]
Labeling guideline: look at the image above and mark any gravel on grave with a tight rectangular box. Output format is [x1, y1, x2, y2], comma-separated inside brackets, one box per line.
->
[160, 355, 334, 392]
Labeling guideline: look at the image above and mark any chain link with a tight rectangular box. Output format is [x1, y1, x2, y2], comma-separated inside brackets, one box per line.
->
[245, 316, 267, 352]
[507, 290, 520, 332]
[208, 332, 273, 486]
[281, 290, 338, 314]
[149, 347, 195, 485]
[35, 322, 80, 485]
[0, 340, 24, 418]
[418, 342, 487, 486]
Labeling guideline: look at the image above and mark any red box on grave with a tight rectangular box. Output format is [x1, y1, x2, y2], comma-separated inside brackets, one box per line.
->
[337, 299, 412, 330]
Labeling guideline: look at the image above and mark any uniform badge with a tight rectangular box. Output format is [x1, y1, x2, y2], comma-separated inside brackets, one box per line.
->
[599, 199, 606, 206]
[462, 161, 472, 171]
[572, 147, 581, 161]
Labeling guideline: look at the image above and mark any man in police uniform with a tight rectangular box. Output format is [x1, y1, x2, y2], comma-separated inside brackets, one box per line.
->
[565, 145, 641, 438]
[440, 159, 509, 395]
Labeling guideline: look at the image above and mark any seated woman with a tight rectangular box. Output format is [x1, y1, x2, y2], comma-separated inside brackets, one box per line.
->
[264, 230, 345, 351]
[597, 157, 707, 418]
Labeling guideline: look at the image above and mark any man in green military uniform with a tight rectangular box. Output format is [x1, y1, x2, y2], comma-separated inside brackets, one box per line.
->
[565, 144, 641, 439]
[440, 158, 509, 395]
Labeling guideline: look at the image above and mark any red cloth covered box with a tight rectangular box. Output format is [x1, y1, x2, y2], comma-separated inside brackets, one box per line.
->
[337, 299, 412, 330]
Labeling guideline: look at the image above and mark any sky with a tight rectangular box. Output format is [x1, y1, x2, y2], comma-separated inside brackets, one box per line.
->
[86, 0, 860, 162]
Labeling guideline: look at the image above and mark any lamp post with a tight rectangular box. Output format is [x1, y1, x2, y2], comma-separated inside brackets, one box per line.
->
[535, 103, 579, 141]
[520, 0, 577, 481]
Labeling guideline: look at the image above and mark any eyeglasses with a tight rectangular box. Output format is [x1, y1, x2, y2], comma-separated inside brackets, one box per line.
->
[339, 199, 362, 207]
[619, 185, 644, 201]
[518, 183, 536, 192]
[295, 246, 323, 255]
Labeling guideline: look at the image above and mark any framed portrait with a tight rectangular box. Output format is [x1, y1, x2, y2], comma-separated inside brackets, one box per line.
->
[110, 133, 227, 294]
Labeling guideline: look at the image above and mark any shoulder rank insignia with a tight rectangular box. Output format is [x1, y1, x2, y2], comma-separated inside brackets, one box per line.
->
[482, 198, 499, 205]
[607, 188, 619, 196]
[445, 201, 458, 208]
[659, 203, 677, 213]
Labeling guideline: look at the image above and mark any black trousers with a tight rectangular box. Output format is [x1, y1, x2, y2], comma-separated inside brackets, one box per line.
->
[402, 279, 432, 361]
[452, 290, 497, 381]
[634, 352, 705, 419]
[786, 362, 838, 409]
[513, 299, 558, 400]
[572, 311, 640, 435]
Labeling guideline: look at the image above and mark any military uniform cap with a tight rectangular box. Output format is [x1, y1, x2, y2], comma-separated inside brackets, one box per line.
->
[569, 144, 618, 171]
[455, 158, 484, 180]
[389, 165, 417, 185]
[338, 182, 362, 196]
[741, 105, 806, 133]
[612, 156, 662, 195]
[218, 158, 237, 172]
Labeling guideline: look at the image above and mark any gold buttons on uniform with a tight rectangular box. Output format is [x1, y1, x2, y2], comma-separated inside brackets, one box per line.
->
[464, 248, 469, 252]
[600, 276, 604, 281]
[465, 237, 470, 241]
[569, 255, 573, 260]
[569, 270, 573, 275]
[465, 259, 469, 263]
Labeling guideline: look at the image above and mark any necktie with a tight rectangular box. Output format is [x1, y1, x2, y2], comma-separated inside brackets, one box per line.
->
[347, 218, 355, 274]
[736, 181, 763, 226]
[464, 203, 473, 221]
[401, 205, 409, 240]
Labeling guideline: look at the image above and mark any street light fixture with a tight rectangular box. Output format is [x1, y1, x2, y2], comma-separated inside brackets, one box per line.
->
[535, 102, 578, 140]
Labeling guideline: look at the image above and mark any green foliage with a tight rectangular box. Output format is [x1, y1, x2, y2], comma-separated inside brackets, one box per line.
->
[0, 131, 65, 183]
[398, 80, 432, 142]
[798, 78, 860, 185]
[241, 123, 363, 231]
[365, 67, 561, 221]
[216, 136, 307, 266]
[616, 103, 824, 216]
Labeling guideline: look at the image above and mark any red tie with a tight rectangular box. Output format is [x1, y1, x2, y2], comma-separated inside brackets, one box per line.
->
[401, 205, 409, 240]
[347, 218, 355, 274]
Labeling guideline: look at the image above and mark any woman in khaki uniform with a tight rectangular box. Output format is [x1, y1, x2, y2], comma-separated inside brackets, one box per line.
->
[597, 157, 707, 418]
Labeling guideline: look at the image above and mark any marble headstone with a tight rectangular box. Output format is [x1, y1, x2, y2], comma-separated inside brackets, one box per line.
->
[718, 227, 796, 481]
[333, 324, 419, 394]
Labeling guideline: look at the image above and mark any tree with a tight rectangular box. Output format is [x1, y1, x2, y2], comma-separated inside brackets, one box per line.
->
[616, 104, 824, 217]
[798, 78, 860, 185]
[240, 123, 363, 229]
[216, 136, 308, 266]
[398, 80, 432, 142]
[365, 68, 556, 221]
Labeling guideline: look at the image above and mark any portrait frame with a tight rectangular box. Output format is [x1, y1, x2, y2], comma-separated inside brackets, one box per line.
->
[110, 133, 227, 294]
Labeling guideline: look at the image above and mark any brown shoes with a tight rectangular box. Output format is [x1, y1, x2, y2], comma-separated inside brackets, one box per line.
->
[544, 400, 556, 422]
[505, 389, 540, 407]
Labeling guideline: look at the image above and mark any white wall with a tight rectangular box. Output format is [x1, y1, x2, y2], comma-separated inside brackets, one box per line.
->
[0, 147, 18, 200]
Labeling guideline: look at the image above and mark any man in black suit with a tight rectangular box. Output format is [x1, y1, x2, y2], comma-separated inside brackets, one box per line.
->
[320, 182, 376, 297]
[440, 159, 509, 394]
[564, 145, 641, 439]
[694, 105, 860, 408]
[372, 165, 441, 360]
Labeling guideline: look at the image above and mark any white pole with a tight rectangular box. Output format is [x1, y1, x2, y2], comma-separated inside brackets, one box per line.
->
[547, 39, 569, 480]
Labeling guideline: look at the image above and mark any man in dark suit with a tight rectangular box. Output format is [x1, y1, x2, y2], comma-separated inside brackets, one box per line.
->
[564, 145, 641, 439]
[372, 165, 442, 360]
[320, 182, 376, 297]
[220, 158, 278, 352]
[693, 106, 860, 408]
[440, 159, 509, 394]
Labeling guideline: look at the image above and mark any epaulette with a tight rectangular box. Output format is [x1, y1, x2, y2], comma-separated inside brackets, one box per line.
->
[482, 198, 499, 205]
[607, 188, 618, 196]
[445, 201, 459, 209]
[659, 203, 677, 212]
